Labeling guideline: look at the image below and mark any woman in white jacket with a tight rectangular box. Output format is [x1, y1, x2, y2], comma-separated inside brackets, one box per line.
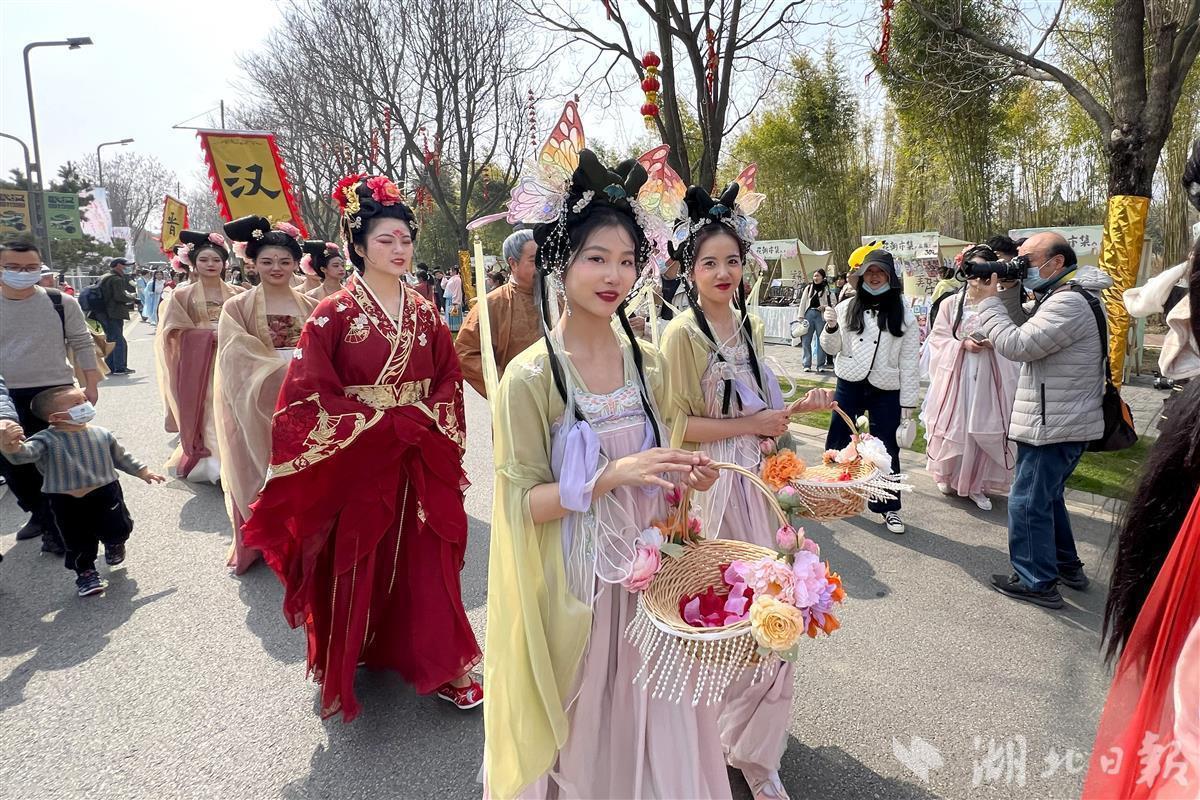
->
[820, 249, 920, 533]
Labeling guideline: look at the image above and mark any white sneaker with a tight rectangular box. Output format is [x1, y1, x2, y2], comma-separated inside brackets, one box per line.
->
[936, 482, 954, 495]
[882, 512, 905, 534]
[970, 493, 992, 511]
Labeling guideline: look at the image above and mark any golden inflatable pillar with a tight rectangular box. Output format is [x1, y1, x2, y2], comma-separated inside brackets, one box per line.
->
[458, 248, 476, 304]
[1097, 194, 1150, 387]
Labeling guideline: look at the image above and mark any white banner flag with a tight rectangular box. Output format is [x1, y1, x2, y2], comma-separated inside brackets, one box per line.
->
[81, 187, 114, 244]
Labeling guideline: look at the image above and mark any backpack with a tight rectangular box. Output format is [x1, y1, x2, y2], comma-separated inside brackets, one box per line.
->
[44, 287, 66, 336]
[1067, 284, 1138, 452]
[78, 282, 104, 314]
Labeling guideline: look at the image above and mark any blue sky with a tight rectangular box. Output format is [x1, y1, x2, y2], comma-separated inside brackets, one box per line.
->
[1, 0, 279, 188]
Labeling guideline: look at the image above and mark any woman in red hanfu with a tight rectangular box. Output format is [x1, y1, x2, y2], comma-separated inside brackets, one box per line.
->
[242, 172, 482, 722]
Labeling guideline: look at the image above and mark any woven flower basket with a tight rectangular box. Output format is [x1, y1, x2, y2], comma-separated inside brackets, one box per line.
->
[787, 405, 904, 520]
[626, 462, 792, 707]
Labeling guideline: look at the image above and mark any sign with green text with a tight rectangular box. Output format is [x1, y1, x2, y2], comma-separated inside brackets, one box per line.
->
[0, 190, 32, 237]
[46, 192, 83, 240]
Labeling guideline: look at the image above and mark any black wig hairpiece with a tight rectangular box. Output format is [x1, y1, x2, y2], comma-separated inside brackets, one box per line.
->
[529, 149, 661, 447]
[223, 215, 302, 261]
[668, 184, 767, 414]
[177, 228, 230, 266]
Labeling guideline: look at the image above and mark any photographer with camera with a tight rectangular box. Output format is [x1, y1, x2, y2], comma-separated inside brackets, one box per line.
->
[972, 232, 1112, 609]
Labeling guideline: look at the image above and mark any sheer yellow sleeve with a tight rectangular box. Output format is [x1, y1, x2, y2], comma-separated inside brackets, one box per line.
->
[660, 314, 709, 447]
[483, 346, 592, 799]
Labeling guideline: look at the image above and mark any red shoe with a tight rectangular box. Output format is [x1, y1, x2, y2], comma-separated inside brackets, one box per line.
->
[436, 677, 483, 710]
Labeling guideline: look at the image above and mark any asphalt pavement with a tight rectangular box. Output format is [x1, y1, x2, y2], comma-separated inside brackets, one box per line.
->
[0, 319, 1118, 799]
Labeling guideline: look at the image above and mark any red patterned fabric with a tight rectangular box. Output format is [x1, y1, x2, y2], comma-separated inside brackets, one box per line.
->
[1083, 489, 1200, 799]
[243, 275, 479, 722]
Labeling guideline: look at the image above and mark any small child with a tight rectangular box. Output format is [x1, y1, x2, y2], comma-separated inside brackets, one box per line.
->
[0, 386, 164, 596]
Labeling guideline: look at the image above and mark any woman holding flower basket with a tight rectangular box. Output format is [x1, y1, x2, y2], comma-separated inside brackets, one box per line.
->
[154, 229, 244, 483]
[213, 216, 317, 574]
[481, 141, 735, 797]
[660, 180, 830, 800]
[819, 249, 920, 534]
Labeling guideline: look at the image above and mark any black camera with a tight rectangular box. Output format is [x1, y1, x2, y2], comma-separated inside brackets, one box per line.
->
[961, 254, 1031, 281]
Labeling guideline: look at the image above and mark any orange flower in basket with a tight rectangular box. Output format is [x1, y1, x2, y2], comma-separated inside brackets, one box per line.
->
[830, 566, 849, 604]
[762, 450, 806, 491]
[807, 613, 841, 638]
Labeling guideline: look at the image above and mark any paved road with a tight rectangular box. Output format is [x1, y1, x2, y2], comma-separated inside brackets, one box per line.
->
[0, 320, 1117, 799]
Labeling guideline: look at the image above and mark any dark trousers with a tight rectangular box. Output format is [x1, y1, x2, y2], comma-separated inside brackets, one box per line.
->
[825, 378, 902, 513]
[98, 315, 128, 372]
[1007, 441, 1087, 591]
[48, 481, 133, 574]
[0, 385, 67, 539]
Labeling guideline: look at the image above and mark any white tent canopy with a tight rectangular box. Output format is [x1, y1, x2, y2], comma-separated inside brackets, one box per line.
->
[751, 238, 835, 281]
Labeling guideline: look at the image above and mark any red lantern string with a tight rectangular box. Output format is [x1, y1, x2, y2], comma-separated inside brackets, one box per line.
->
[641, 51, 662, 130]
[877, 0, 895, 65]
[704, 24, 718, 112]
[526, 88, 538, 151]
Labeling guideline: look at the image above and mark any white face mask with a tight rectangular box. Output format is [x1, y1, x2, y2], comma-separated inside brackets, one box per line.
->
[59, 402, 97, 424]
[2, 270, 42, 290]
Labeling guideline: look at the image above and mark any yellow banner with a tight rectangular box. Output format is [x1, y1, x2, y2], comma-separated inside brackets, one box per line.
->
[1098, 194, 1150, 387]
[199, 131, 305, 232]
[160, 195, 188, 255]
[0, 190, 32, 237]
[458, 249, 476, 303]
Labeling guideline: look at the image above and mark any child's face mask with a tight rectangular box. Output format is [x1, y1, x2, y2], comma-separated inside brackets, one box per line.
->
[54, 402, 96, 425]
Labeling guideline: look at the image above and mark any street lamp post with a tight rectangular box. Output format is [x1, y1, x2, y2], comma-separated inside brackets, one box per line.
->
[23, 37, 93, 266]
[96, 138, 134, 187]
[0, 132, 33, 187]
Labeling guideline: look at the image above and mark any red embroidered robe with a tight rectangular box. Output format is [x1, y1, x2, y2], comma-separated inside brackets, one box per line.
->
[243, 275, 480, 721]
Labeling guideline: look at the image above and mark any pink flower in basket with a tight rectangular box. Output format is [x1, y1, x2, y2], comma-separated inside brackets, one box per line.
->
[728, 557, 796, 605]
[723, 580, 754, 620]
[624, 546, 661, 593]
[759, 437, 777, 456]
[775, 524, 799, 552]
[791, 550, 833, 609]
[834, 442, 858, 465]
[664, 485, 683, 507]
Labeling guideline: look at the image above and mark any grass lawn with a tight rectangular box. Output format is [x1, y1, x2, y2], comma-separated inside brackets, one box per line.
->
[780, 377, 1146, 499]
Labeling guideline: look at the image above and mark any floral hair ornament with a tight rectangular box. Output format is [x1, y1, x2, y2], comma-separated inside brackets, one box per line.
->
[207, 233, 226, 247]
[465, 101, 685, 282]
[668, 163, 765, 277]
[273, 220, 302, 239]
[331, 172, 418, 245]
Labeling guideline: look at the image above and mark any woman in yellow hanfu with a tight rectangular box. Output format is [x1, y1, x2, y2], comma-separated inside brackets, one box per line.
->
[661, 181, 829, 800]
[484, 148, 732, 799]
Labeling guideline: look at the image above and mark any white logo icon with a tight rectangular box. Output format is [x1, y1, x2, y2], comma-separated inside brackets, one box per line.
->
[893, 735, 944, 783]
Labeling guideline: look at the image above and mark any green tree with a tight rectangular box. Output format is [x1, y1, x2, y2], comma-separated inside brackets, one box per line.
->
[734, 49, 872, 261]
[877, 0, 1014, 240]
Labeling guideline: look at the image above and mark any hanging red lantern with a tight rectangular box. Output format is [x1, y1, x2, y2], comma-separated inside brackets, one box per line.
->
[640, 51, 662, 131]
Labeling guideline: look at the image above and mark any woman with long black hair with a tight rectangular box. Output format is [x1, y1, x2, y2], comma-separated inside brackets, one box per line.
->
[1083, 379, 1200, 798]
[483, 148, 726, 799]
[820, 249, 920, 533]
[661, 182, 824, 800]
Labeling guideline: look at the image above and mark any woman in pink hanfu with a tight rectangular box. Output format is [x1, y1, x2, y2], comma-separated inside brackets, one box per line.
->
[921, 244, 1020, 511]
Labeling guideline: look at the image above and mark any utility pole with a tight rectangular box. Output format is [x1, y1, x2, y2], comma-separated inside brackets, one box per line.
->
[24, 37, 94, 266]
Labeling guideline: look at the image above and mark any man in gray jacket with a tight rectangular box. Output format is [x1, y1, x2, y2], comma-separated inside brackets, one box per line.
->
[975, 232, 1111, 609]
